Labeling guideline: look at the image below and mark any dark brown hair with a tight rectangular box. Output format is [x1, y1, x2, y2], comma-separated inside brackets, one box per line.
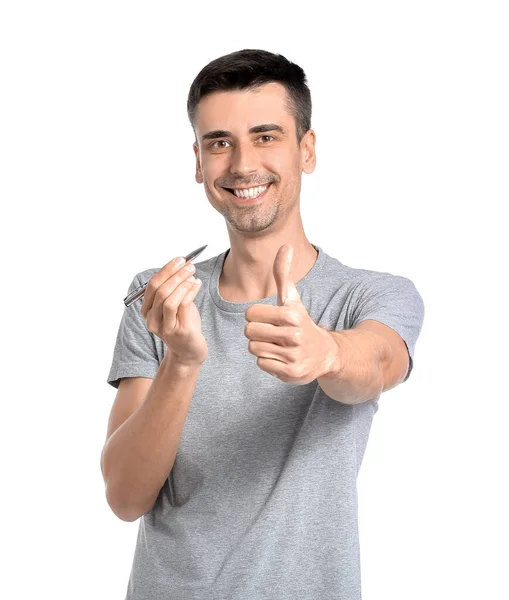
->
[187, 49, 312, 144]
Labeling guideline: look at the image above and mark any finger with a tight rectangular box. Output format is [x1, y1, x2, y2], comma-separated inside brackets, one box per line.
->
[141, 256, 189, 317]
[245, 304, 294, 326]
[141, 258, 196, 316]
[248, 340, 292, 361]
[160, 275, 199, 330]
[178, 278, 202, 328]
[256, 357, 289, 379]
[145, 266, 195, 327]
[246, 323, 297, 346]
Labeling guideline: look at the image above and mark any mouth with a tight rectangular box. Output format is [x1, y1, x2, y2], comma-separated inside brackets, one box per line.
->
[222, 183, 273, 203]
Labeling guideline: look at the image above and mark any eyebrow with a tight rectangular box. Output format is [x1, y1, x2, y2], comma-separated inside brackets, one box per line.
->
[200, 123, 285, 142]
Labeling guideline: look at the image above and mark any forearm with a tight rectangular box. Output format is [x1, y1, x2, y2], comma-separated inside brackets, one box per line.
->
[317, 328, 391, 405]
[102, 355, 201, 521]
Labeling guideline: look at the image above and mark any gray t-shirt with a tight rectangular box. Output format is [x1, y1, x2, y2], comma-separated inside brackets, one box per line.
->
[107, 244, 425, 600]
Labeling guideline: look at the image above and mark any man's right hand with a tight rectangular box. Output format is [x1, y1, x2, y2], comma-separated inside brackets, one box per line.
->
[140, 256, 208, 366]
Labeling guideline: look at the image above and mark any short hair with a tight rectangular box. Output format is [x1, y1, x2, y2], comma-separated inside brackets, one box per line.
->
[187, 49, 312, 144]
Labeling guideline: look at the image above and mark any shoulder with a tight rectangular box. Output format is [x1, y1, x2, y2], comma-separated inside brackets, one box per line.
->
[320, 250, 417, 293]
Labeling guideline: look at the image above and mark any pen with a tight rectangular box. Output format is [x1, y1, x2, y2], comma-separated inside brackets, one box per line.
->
[123, 244, 208, 307]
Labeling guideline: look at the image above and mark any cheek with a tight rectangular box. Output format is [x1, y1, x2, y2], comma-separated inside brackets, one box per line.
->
[202, 165, 217, 184]
[201, 154, 224, 179]
[269, 150, 289, 172]
[270, 150, 301, 179]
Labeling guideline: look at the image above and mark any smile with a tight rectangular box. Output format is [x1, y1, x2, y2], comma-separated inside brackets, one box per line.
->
[223, 183, 272, 202]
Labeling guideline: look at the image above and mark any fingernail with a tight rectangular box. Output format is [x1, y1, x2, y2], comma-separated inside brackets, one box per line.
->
[176, 257, 185, 266]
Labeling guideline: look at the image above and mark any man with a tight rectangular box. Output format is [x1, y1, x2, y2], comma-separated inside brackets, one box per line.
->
[103, 49, 425, 600]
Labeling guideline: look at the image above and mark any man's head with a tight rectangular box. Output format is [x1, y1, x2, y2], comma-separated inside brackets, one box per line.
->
[187, 49, 316, 235]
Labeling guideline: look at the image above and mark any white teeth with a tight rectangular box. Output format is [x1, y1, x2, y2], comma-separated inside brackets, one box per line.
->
[232, 185, 268, 199]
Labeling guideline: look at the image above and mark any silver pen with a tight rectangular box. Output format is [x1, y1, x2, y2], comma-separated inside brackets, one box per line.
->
[123, 244, 208, 307]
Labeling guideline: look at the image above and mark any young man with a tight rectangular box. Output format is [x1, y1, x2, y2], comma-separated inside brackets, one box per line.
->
[103, 49, 425, 599]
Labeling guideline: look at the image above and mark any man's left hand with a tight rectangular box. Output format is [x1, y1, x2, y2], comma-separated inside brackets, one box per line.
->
[244, 245, 340, 384]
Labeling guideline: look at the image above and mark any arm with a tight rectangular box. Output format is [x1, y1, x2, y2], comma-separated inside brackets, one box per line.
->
[317, 320, 410, 405]
[101, 355, 201, 522]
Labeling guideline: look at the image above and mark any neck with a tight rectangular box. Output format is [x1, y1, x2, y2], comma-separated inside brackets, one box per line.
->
[219, 234, 318, 303]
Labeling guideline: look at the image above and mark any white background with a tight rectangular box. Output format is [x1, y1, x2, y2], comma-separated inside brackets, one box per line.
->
[1, 1, 507, 598]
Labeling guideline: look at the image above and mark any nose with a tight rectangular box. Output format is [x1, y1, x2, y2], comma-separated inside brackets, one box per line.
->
[228, 139, 258, 177]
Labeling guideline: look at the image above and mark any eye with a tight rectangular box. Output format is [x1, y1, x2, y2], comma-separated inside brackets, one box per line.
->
[211, 140, 231, 149]
[257, 135, 275, 143]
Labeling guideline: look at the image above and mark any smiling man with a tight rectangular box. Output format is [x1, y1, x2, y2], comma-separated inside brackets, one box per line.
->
[105, 49, 425, 600]
[192, 79, 318, 305]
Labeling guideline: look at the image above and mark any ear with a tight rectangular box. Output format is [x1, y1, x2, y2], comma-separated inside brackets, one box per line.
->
[193, 142, 203, 184]
[300, 129, 316, 175]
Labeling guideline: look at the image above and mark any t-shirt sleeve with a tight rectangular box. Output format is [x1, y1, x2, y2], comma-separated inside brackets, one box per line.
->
[349, 274, 425, 383]
[106, 274, 161, 389]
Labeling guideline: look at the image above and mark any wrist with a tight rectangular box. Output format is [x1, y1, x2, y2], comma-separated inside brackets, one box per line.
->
[317, 327, 344, 380]
[162, 353, 204, 376]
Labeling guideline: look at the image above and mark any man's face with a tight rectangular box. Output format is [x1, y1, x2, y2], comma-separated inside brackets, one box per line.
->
[193, 82, 316, 234]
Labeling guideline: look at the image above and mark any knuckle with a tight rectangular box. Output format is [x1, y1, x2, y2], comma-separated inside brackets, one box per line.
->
[141, 285, 154, 304]
[292, 328, 303, 343]
[145, 278, 156, 295]
[163, 295, 178, 311]
[284, 307, 300, 326]
[145, 317, 154, 333]
[153, 287, 165, 305]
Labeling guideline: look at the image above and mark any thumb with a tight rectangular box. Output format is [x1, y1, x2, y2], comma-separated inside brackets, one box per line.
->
[273, 244, 302, 307]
